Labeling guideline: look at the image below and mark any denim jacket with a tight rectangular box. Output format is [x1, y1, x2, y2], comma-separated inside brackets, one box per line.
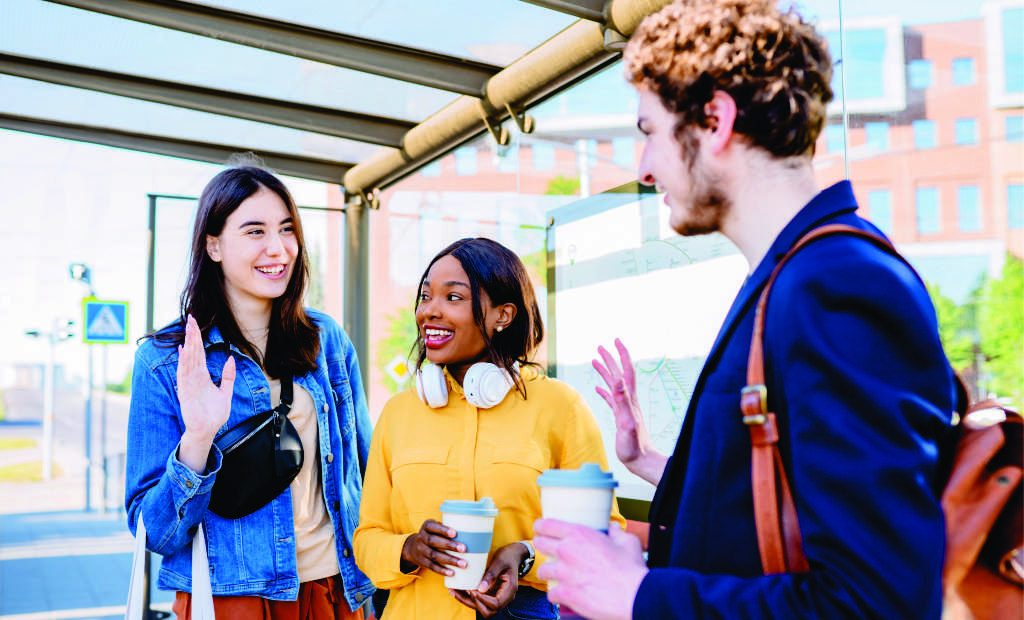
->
[125, 309, 374, 609]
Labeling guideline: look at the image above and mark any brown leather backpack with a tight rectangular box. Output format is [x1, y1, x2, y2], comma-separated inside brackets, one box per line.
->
[740, 224, 1024, 619]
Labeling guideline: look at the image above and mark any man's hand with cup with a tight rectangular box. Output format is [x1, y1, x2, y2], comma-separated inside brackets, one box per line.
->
[533, 519, 647, 620]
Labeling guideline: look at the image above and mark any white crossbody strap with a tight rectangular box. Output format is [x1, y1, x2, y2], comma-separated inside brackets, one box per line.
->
[126, 515, 148, 620]
[191, 520, 215, 619]
[126, 514, 216, 619]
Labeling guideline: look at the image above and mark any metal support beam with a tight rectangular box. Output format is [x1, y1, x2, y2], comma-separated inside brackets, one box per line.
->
[342, 193, 370, 391]
[0, 113, 353, 184]
[342, 0, 672, 195]
[45, 0, 501, 96]
[0, 53, 415, 147]
[518, 0, 607, 22]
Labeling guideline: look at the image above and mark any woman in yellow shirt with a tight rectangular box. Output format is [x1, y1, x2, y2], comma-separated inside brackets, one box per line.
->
[354, 237, 623, 619]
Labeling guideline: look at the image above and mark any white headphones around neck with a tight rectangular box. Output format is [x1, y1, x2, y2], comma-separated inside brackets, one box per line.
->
[415, 363, 514, 409]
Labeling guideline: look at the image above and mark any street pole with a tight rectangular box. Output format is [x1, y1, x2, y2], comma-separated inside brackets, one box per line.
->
[85, 343, 93, 512]
[69, 263, 98, 512]
[100, 344, 108, 514]
[42, 331, 55, 480]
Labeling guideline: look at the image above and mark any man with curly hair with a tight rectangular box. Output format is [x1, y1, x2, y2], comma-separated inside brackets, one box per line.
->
[533, 1, 957, 618]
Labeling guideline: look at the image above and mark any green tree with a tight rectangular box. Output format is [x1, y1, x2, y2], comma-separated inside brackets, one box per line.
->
[376, 306, 419, 395]
[926, 283, 977, 372]
[978, 254, 1023, 406]
[545, 175, 580, 196]
[306, 241, 325, 310]
[519, 248, 547, 283]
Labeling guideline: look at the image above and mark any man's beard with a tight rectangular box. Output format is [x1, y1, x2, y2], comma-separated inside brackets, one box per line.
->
[671, 142, 730, 237]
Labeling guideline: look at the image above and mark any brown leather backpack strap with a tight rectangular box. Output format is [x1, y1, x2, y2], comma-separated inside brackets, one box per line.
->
[744, 223, 896, 575]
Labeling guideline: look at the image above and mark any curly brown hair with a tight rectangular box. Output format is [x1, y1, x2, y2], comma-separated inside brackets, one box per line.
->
[624, 0, 833, 158]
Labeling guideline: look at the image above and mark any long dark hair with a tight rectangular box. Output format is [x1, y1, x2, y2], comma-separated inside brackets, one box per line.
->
[150, 166, 319, 378]
[413, 237, 544, 396]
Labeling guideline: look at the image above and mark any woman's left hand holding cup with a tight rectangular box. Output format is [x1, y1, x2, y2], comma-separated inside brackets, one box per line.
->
[176, 314, 236, 473]
[449, 542, 525, 616]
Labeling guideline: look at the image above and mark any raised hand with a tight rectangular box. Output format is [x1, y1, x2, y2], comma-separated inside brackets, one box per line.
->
[592, 338, 666, 485]
[449, 542, 524, 616]
[401, 519, 466, 576]
[176, 314, 235, 473]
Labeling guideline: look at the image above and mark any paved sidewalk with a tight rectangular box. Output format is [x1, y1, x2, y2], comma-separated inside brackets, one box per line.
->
[0, 510, 176, 619]
[0, 393, 173, 620]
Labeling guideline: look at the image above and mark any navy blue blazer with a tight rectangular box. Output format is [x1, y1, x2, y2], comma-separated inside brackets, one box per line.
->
[635, 182, 957, 619]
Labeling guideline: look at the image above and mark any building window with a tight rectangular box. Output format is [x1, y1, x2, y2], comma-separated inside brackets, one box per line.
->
[454, 147, 477, 176]
[419, 160, 442, 177]
[532, 143, 555, 170]
[612, 137, 635, 169]
[908, 59, 933, 89]
[952, 57, 975, 85]
[913, 120, 937, 149]
[916, 187, 940, 234]
[864, 122, 889, 151]
[825, 124, 845, 153]
[1010, 184, 1024, 230]
[869, 190, 893, 235]
[1007, 116, 1024, 142]
[496, 143, 519, 174]
[957, 185, 981, 232]
[1003, 7, 1024, 94]
[826, 28, 887, 99]
[955, 118, 978, 145]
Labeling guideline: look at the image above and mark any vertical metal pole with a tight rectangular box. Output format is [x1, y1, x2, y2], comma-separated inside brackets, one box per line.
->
[42, 330, 55, 480]
[146, 195, 157, 334]
[85, 344, 93, 511]
[576, 139, 591, 198]
[100, 344, 108, 514]
[143, 195, 156, 619]
[838, 0, 850, 181]
[142, 552, 153, 618]
[545, 218, 557, 379]
[342, 192, 370, 389]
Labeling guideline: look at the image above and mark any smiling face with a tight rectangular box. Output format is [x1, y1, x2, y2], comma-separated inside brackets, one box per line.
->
[636, 89, 730, 237]
[415, 254, 504, 384]
[205, 186, 298, 316]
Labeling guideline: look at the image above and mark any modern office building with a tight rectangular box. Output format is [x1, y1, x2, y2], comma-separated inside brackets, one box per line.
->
[344, 3, 1023, 412]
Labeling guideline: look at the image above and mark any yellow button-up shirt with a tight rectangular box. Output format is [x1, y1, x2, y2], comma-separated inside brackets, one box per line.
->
[354, 366, 624, 620]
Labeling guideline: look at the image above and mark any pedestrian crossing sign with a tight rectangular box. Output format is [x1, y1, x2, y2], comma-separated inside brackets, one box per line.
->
[82, 299, 129, 344]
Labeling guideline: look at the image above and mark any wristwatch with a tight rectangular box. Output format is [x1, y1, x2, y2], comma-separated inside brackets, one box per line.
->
[517, 540, 536, 578]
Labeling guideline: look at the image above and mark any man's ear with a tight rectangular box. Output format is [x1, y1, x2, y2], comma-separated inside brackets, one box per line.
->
[206, 235, 222, 262]
[704, 90, 738, 154]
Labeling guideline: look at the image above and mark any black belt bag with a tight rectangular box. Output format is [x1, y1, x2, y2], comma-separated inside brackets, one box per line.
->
[208, 375, 303, 519]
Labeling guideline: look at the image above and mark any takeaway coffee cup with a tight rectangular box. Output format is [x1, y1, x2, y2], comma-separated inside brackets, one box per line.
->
[537, 462, 618, 532]
[537, 463, 618, 601]
[440, 497, 499, 590]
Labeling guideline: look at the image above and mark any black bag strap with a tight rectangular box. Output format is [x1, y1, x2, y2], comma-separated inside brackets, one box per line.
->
[277, 374, 293, 415]
[272, 374, 296, 477]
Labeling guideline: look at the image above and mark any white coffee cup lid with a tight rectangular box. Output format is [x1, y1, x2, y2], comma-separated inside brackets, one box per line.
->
[440, 497, 499, 516]
[537, 463, 618, 488]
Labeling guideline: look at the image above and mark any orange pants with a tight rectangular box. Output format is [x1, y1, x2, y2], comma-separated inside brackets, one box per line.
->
[173, 575, 366, 620]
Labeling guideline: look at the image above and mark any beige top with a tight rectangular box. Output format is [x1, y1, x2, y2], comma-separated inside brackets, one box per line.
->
[268, 376, 340, 582]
